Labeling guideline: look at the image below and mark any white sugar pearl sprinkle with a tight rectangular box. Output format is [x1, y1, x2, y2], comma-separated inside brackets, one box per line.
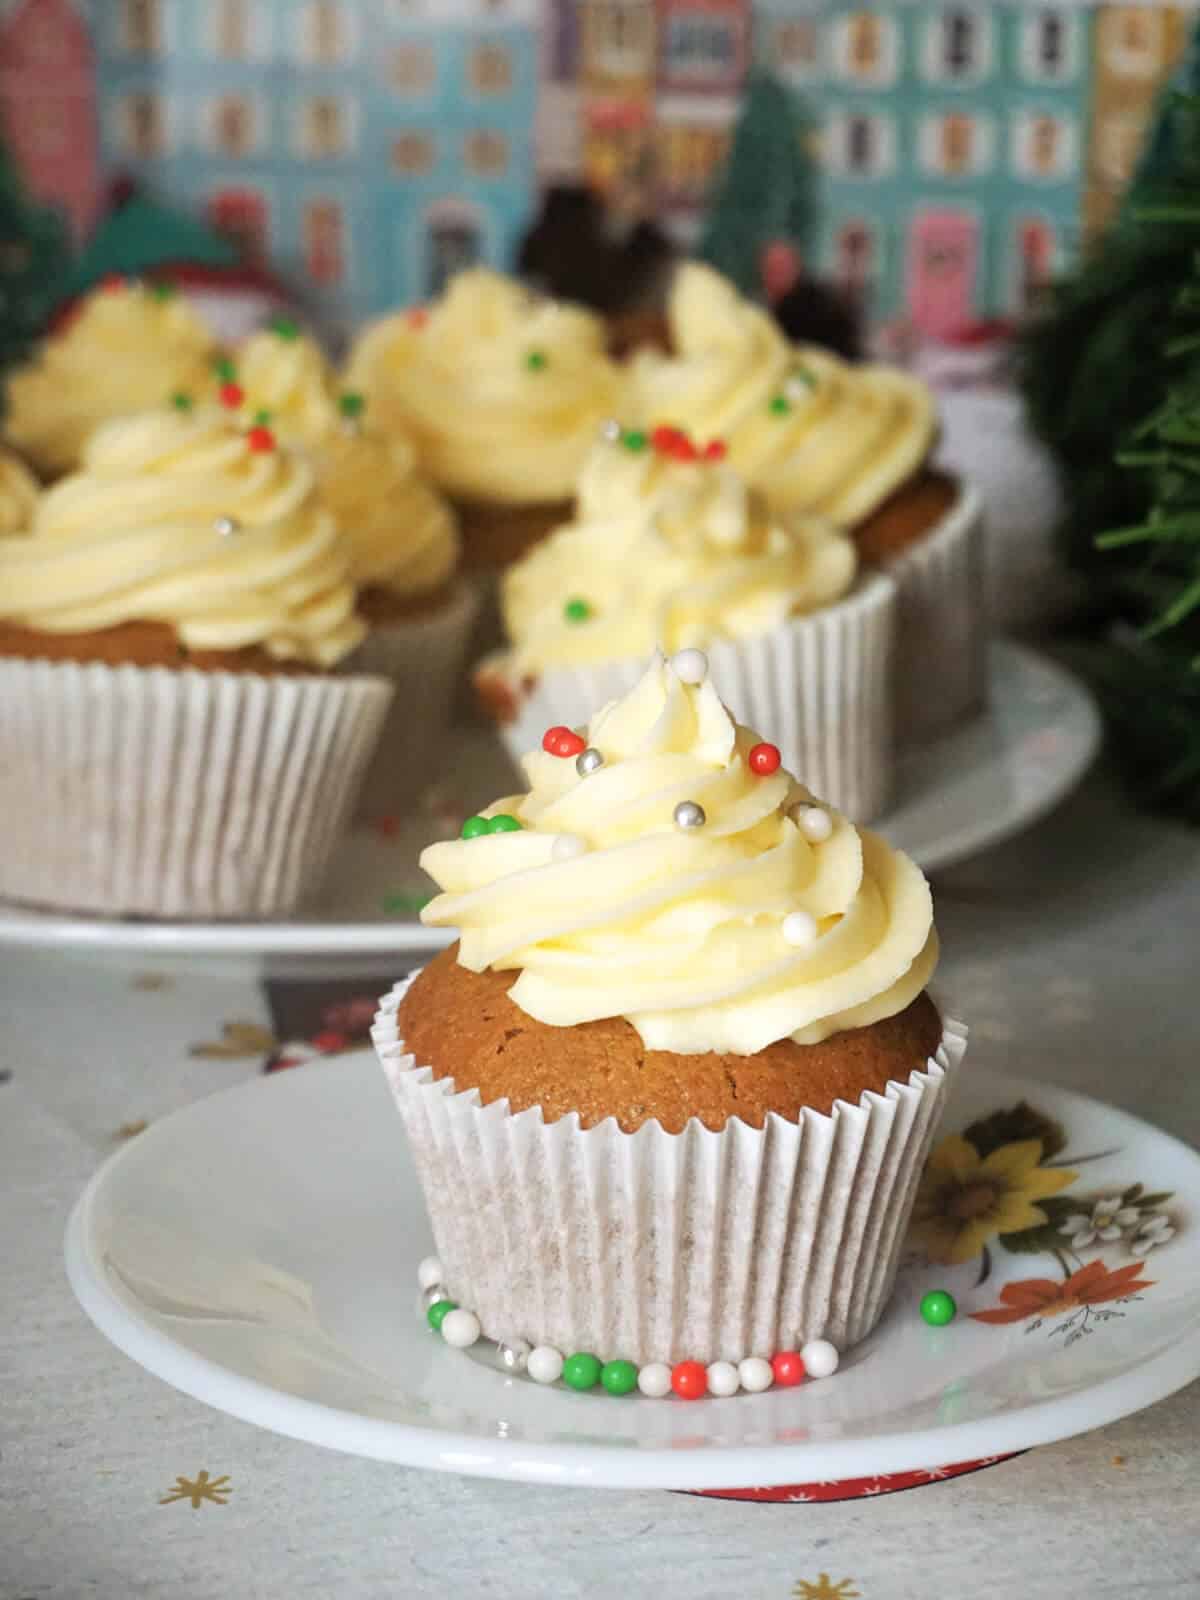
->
[551, 833, 588, 861]
[796, 805, 833, 842]
[782, 910, 818, 947]
[674, 800, 706, 830]
[738, 1356, 774, 1393]
[637, 1362, 673, 1398]
[440, 1308, 481, 1348]
[670, 647, 708, 685]
[800, 1339, 840, 1379]
[706, 1361, 740, 1397]
[497, 1338, 532, 1373]
[527, 1346, 564, 1385]
[417, 1256, 444, 1290]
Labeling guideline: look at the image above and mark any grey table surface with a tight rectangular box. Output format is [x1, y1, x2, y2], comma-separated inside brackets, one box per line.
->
[2, 765, 1199, 1600]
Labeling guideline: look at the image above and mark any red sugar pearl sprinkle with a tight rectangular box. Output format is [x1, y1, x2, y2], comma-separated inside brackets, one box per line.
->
[703, 439, 727, 461]
[651, 424, 684, 455]
[542, 725, 586, 759]
[771, 1351, 806, 1387]
[246, 425, 276, 453]
[219, 382, 245, 409]
[100, 272, 126, 292]
[407, 306, 429, 329]
[671, 1360, 708, 1400]
[670, 436, 699, 463]
[748, 742, 781, 776]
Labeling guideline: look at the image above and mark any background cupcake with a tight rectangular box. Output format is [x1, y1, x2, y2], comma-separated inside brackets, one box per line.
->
[3, 277, 217, 479]
[345, 267, 624, 572]
[477, 424, 896, 821]
[374, 653, 965, 1369]
[626, 265, 985, 744]
[0, 407, 389, 917]
[313, 393, 477, 814]
[0, 444, 39, 535]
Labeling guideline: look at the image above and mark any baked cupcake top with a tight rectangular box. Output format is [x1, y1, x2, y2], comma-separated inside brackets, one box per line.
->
[216, 317, 338, 447]
[626, 265, 937, 528]
[420, 652, 937, 1054]
[0, 446, 39, 535]
[500, 426, 856, 673]
[0, 409, 362, 667]
[3, 278, 216, 479]
[312, 394, 459, 599]
[344, 268, 623, 506]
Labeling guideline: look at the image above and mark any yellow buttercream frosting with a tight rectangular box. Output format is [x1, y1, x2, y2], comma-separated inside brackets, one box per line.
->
[0, 408, 362, 667]
[500, 433, 856, 672]
[312, 421, 459, 598]
[345, 268, 624, 505]
[420, 653, 937, 1054]
[222, 323, 338, 447]
[0, 446, 39, 535]
[3, 280, 217, 478]
[627, 265, 937, 528]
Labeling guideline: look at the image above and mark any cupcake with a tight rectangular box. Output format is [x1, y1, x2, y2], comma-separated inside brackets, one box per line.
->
[0, 444, 39, 534]
[373, 652, 966, 1369]
[626, 265, 986, 743]
[0, 407, 390, 917]
[345, 267, 624, 571]
[313, 396, 477, 814]
[3, 277, 217, 479]
[476, 425, 896, 821]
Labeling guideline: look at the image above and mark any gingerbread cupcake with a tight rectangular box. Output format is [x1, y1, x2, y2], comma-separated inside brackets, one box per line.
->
[626, 265, 986, 743]
[476, 424, 896, 820]
[0, 407, 390, 917]
[373, 652, 966, 1371]
[3, 277, 217, 479]
[345, 268, 624, 572]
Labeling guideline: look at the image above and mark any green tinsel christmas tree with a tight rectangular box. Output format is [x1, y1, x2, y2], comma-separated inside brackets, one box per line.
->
[697, 71, 816, 299]
[0, 135, 69, 384]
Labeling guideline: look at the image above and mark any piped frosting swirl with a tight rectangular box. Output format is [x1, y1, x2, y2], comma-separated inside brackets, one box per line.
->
[420, 653, 937, 1054]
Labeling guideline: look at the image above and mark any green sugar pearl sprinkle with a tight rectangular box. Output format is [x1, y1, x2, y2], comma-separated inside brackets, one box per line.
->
[338, 391, 366, 419]
[600, 1359, 638, 1396]
[525, 349, 548, 372]
[426, 1299, 457, 1332]
[562, 1352, 602, 1391]
[563, 597, 591, 624]
[170, 391, 193, 411]
[920, 1289, 957, 1327]
[252, 408, 272, 426]
[269, 314, 300, 340]
[621, 428, 648, 453]
[768, 393, 792, 416]
[461, 813, 522, 839]
[149, 279, 176, 301]
[213, 355, 237, 382]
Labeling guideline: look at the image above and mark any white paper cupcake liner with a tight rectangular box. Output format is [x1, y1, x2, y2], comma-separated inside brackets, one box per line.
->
[884, 480, 987, 746]
[0, 658, 391, 917]
[480, 571, 898, 823]
[373, 974, 966, 1367]
[340, 580, 478, 817]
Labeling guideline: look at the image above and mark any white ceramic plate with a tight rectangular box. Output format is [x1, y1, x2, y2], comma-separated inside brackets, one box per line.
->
[5, 643, 1098, 961]
[66, 1056, 1200, 1491]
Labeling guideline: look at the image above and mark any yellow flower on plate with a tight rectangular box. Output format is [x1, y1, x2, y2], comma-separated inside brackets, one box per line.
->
[912, 1137, 1078, 1265]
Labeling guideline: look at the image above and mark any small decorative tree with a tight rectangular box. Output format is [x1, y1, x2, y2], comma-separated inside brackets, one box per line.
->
[0, 134, 69, 384]
[697, 71, 816, 300]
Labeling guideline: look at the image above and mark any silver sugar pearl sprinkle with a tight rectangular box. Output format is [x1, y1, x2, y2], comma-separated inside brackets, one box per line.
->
[600, 417, 622, 442]
[497, 1337, 531, 1373]
[421, 1283, 451, 1311]
[673, 800, 706, 831]
[576, 746, 604, 777]
[213, 515, 241, 538]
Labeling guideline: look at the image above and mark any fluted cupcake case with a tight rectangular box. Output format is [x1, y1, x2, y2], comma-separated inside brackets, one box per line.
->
[342, 580, 478, 817]
[884, 481, 987, 746]
[481, 570, 898, 824]
[0, 659, 391, 917]
[373, 975, 966, 1369]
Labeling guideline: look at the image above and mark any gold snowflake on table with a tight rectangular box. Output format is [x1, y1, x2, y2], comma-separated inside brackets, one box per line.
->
[159, 1470, 232, 1509]
[793, 1579, 860, 1600]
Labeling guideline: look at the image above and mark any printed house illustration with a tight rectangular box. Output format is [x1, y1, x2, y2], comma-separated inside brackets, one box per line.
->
[0, 1, 1193, 336]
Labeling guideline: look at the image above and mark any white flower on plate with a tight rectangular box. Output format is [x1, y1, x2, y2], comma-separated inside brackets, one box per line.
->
[1130, 1214, 1176, 1257]
[1060, 1196, 1140, 1249]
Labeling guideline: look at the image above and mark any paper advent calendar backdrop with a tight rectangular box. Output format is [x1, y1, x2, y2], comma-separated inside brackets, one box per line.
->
[0, 0, 1195, 336]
